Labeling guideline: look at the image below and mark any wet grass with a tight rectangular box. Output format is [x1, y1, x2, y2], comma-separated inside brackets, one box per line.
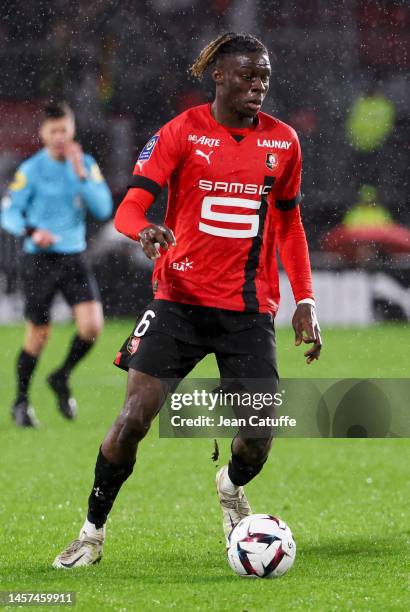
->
[0, 321, 409, 611]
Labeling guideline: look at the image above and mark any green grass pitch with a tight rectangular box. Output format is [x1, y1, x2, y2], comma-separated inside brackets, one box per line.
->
[0, 322, 409, 611]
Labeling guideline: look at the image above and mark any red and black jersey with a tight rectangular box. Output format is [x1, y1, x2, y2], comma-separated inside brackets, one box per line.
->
[127, 103, 312, 314]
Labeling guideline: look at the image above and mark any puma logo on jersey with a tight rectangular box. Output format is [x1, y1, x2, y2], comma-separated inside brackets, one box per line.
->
[188, 135, 220, 147]
[195, 149, 213, 165]
[257, 139, 292, 149]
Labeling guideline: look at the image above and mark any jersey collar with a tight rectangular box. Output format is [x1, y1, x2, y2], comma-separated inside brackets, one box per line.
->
[206, 103, 263, 140]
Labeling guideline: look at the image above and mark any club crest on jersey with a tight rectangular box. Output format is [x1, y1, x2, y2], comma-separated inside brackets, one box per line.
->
[127, 335, 141, 355]
[265, 152, 279, 170]
[138, 135, 159, 163]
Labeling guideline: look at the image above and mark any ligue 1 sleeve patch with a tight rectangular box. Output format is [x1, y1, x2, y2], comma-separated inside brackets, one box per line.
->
[9, 170, 27, 191]
[89, 163, 104, 183]
[138, 135, 159, 162]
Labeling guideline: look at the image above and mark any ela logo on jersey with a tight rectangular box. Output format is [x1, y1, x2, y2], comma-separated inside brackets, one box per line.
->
[172, 257, 193, 272]
[265, 152, 279, 170]
[138, 135, 159, 162]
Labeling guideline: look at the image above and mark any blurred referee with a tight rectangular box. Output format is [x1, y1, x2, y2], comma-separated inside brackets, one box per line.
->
[1, 102, 113, 427]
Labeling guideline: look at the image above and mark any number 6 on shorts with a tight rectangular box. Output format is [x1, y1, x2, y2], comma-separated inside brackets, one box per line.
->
[133, 309, 156, 337]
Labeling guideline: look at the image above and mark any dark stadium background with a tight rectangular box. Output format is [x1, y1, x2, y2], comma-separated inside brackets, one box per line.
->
[0, 0, 409, 318]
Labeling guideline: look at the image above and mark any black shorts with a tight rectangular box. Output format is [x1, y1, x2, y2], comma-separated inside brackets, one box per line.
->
[22, 253, 100, 325]
[114, 299, 278, 387]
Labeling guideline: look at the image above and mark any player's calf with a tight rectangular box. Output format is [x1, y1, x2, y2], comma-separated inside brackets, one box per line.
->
[102, 370, 167, 464]
[216, 435, 272, 543]
[52, 370, 166, 567]
[230, 435, 273, 484]
[12, 347, 42, 427]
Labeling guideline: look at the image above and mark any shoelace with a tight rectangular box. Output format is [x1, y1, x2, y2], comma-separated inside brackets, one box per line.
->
[61, 537, 100, 559]
[237, 498, 251, 515]
[220, 496, 239, 510]
[61, 540, 83, 557]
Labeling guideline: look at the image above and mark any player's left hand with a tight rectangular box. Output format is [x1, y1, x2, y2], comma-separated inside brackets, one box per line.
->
[292, 303, 322, 364]
[65, 141, 87, 180]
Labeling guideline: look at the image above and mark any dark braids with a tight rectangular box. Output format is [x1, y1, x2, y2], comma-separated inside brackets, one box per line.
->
[190, 32, 268, 80]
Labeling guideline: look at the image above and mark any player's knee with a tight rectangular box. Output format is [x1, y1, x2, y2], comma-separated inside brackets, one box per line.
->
[120, 392, 153, 442]
[78, 321, 103, 343]
[38, 326, 51, 345]
[121, 413, 151, 443]
[75, 301, 104, 342]
[26, 323, 51, 354]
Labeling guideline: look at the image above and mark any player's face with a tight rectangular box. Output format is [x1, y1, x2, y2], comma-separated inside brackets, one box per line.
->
[39, 116, 75, 159]
[214, 52, 271, 119]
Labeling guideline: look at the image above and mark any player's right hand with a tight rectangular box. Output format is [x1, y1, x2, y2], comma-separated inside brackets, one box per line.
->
[31, 228, 58, 248]
[65, 141, 87, 180]
[139, 224, 176, 260]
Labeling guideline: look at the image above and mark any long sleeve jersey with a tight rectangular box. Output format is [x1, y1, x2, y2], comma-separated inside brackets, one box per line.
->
[114, 104, 314, 314]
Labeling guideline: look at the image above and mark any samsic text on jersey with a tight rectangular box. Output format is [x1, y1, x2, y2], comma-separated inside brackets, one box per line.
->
[130, 103, 303, 314]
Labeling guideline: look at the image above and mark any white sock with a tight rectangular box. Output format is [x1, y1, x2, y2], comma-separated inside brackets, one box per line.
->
[81, 518, 104, 537]
[222, 466, 239, 494]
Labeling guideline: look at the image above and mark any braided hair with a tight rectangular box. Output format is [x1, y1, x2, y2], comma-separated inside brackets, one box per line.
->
[190, 32, 268, 80]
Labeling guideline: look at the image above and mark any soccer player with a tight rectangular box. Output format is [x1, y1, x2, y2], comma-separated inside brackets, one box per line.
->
[53, 33, 322, 568]
[1, 102, 113, 427]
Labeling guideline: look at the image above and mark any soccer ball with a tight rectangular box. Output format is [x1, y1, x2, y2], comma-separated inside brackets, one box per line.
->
[227, 514, 296, 578]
